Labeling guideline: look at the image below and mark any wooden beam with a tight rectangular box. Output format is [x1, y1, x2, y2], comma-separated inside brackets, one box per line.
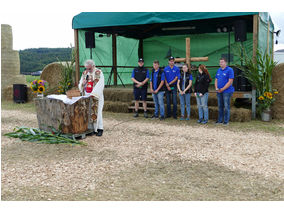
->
[174, 57, 208, 63]
[74, 29, 80, 86]
[112, 34, 117, 86]
[186, 38, 190, 65]
[267, 20, 270, 54]
[253, 14, 259, 64]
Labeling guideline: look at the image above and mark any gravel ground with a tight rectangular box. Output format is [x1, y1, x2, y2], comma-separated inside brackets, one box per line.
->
[1, 109, 284, 200]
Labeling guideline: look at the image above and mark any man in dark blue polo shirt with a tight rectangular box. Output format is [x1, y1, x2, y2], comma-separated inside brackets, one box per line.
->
[215, 57, 234, 125]
[150, 60, 166, 120]
[131, 58, 150, 118]
[164, 56, 180, 119]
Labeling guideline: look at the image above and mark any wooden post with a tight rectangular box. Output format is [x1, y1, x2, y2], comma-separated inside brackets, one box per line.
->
[252, 14, 259, 64]
[267, 21, 270, 54]
[252, 14, 259, 119]
[112, 34, 117, 86]
[74, 29, 80, 85]
[186, 38, 190, 66]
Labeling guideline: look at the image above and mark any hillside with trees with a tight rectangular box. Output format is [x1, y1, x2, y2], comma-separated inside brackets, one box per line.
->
[19, 48, 72, 74]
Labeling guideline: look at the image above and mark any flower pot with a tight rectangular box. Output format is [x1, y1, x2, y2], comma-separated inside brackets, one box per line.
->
[37, 93, 44, 99]
[261, 108, 271, 122]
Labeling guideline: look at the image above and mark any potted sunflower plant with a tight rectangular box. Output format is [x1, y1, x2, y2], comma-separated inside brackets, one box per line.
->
[234, 46, 278, 121]
[30, 79, 48, 98]
[258, 90, 279, 121]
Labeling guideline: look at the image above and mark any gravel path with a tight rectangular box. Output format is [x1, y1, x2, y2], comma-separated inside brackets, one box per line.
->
[1, 109, 283, 200]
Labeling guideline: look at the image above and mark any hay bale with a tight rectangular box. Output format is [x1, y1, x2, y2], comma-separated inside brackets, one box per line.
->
[1, 24, 26, 92]
[40, 62, 64, 93]
[104, 89, 134, 102]
[1, 85, 13, 101]
[40, 62, 75, 95]
[272, 63, 284, 119]
[231, 107, 252, 122]
[103, 101, 130, 113]
[1, 85, 37, 102]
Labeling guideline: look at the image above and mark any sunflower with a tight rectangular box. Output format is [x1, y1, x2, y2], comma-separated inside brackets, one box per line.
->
[274, 91, 279, 94]
[258, 96, 264, 100]
[30, 84, 38, 92]
[38, 85, 45, 93]
[263, 92, 269, 97]
[266, 92, 273, 99]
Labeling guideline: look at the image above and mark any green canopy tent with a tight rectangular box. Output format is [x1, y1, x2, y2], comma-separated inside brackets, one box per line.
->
[72, 12, 274, 118]
[72, 12, 274, 85]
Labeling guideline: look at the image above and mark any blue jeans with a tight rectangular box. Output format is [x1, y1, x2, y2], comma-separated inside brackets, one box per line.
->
[196, 92, 209, 121]
[166, 87, 177, 117]
[152, 91, 165, 117]
[179, 93, 191, 118]
[217, 92, 233, 123]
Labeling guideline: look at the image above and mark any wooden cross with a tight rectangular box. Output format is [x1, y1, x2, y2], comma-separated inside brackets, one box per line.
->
[174, 37, 209, 66]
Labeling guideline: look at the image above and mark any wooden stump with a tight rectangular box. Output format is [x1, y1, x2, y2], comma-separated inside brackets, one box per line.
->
[35, 96, 98, 134]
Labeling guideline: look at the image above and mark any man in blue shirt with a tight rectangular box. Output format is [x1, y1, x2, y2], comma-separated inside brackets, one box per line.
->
[150, 60, 166, 120]
[215, 57, 234, 125]
[164, 56, 180, 119]
[131, 58, 150, 118]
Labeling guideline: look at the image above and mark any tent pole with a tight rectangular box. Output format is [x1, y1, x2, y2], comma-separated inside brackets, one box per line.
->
[267, 21, 270, 54]
[112, 34, 117, 86]
[74, 29, 80, 86]
[228, 30, 231, 65]
[139, 39, 143, 59]
[252, 14, 259, 64]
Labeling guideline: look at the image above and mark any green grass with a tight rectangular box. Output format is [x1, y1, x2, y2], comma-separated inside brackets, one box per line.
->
[1, 101, 36, 114]
[25, 75, 40, 85]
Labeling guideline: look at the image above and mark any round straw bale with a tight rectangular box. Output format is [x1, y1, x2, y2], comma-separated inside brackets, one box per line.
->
[40, 62, 64, 93]
[40, 62, 75, 94]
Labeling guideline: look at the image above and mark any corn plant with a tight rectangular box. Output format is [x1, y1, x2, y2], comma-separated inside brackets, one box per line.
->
[4, 126, 86, 145]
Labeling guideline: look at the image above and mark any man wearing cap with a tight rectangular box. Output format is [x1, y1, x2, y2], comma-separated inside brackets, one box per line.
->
[131, 58, 150, 118]
[164, 56, 180, 119]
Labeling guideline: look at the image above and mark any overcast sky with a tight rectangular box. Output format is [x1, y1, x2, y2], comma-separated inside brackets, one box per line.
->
[1, 0, 284, 51]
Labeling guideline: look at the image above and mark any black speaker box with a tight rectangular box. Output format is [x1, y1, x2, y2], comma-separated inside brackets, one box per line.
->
[13, 84, 27, 103]
[234, 20, 247, 42]
[232, 67, 251, 91]
[85, 31, 95, 48]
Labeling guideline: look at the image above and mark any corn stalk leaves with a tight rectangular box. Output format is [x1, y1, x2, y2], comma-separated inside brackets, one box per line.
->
[4, 126, 86, 146]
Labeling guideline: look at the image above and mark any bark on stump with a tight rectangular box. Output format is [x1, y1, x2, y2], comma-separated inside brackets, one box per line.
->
[34, 96, 98, 134]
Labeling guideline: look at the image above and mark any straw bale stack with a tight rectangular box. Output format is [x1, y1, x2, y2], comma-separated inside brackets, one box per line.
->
[103, 101, 130, 113]
[272, 63, 284, 119]
[1, 24, 26, 99]
[104, 88, 134, 102]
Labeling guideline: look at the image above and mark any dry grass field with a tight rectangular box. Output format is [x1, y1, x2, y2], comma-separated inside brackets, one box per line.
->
[1, 101, 283, 201]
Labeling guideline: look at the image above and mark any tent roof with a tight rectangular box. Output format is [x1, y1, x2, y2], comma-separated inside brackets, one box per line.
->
[72, 12, 259, 39]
